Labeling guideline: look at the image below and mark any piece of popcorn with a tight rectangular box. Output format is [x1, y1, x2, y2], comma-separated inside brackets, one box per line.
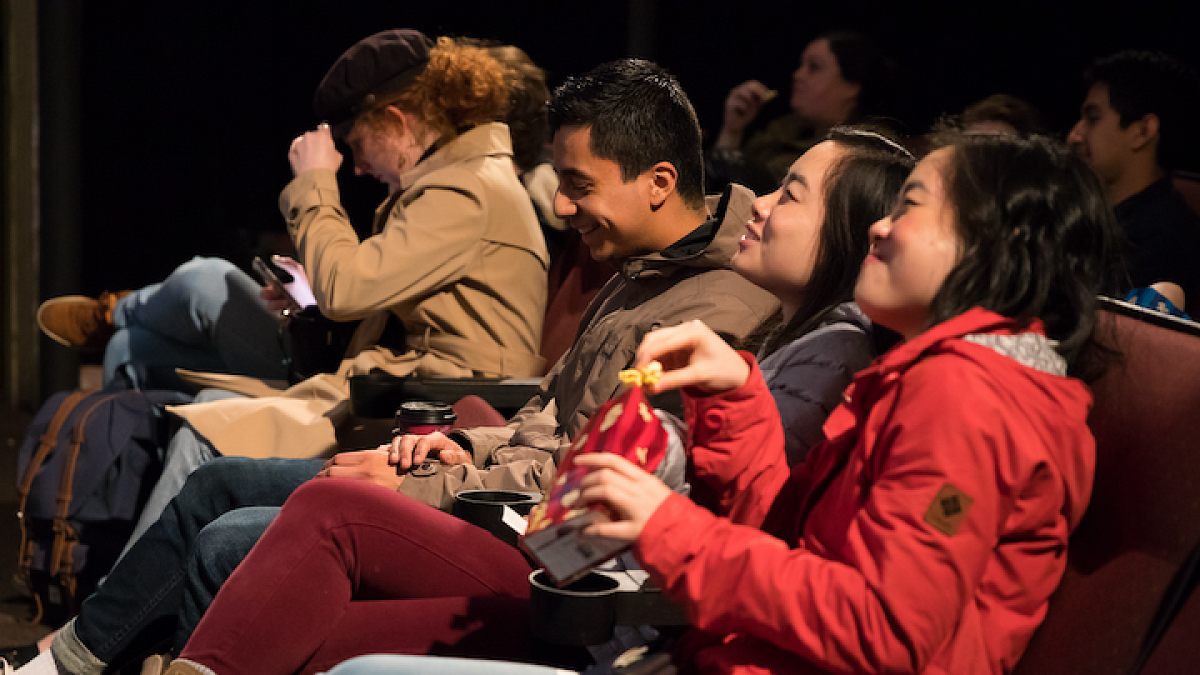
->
[618, 360, 663, 388]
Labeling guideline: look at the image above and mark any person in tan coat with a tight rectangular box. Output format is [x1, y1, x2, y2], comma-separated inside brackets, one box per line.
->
[36, 30, 547, 394]
[115, 30, 548, 551]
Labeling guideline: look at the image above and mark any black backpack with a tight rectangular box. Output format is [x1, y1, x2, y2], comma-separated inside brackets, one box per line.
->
[15, 388, 191, 626]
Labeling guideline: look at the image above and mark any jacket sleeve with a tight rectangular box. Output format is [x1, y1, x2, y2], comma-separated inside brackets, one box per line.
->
[678, 355, 791, 526]
[409, 383, 569, 511]
[763, 323, 873, 466]
[636, 357, 1035, 673]
[280, 168, 488, 321]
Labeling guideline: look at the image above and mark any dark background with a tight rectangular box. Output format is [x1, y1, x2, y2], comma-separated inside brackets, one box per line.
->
[50, 0, 1200, 295]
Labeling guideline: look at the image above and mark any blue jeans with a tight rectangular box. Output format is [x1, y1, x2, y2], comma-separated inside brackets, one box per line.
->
[104, 256, 288, 390]
[117, 390, 243, 560]
[175, 506, 282, 652]
[51, 457, 324, 675]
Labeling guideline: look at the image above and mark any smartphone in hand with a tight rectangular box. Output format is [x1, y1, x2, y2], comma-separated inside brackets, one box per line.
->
[253, 256, 304, 313]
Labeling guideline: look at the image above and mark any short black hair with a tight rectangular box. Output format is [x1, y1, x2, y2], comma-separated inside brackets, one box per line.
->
[548, 59, 705, 210]
[960, 93, 1048, 136]
[928, 132, 1123, 364]
[1084, 50, 1200, 170]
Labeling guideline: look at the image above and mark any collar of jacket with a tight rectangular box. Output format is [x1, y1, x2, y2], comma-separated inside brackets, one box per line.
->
[618, 183, 755, 280]
[869, 307, 1048, 377]
[396, 121, 514, 194]
[843, 307, 1049, 406]
[371, 122, 514, 234]
[821, 307, 1051, 449]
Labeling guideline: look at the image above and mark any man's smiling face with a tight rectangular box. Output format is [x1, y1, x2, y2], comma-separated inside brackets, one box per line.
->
[551, 125, 657, 262]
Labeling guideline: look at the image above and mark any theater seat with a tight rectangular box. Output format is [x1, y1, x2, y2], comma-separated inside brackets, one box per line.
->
[1014, 298, 1200, 674]
[538, 229, 614, 368]
[1137, 552, 1200, 674]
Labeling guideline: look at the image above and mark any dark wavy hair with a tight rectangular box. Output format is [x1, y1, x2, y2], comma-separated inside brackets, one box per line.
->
[756, 125, 915, 357]
[821, 31, 901, 119]
[926, 132, 1123, 364]
[548, 59, 705, 211]
[487, 44, 550, 174]
[959, 93, 1048, 136]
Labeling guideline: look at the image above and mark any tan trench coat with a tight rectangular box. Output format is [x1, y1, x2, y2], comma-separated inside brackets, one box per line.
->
[170, 122, 548, 460]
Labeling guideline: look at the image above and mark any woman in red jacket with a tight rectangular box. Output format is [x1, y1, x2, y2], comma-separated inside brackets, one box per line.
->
[570, 132, 1121, 674]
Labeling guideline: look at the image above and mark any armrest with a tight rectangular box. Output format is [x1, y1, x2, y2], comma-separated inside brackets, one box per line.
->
[349, 371, 542, 419]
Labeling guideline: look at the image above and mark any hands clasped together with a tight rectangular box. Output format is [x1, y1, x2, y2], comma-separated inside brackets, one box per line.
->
[315, 432, 473, 491]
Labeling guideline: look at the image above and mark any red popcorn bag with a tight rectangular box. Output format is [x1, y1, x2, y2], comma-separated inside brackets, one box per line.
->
[521, 371, 669, 586]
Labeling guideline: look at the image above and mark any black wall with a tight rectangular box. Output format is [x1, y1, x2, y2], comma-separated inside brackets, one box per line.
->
[56, 0, 1200, 295]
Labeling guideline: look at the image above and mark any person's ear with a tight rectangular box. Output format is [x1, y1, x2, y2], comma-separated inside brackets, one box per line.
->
[1129, 113, 1160, 152]
[648, 161, 678, 210]
[384, 105, 412, 138]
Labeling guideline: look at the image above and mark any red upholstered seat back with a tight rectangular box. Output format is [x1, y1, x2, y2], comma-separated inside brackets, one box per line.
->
[1139, 576, 1200, 674]
[1015, 300, 1200, 674]
[538, 230, 613, 370]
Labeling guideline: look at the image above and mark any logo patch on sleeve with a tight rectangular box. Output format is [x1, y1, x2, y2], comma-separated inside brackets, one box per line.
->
[924, 483, 975, 536]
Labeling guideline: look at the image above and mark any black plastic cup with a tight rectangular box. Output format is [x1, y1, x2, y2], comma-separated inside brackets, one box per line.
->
[529, 569, 620, 645]
[451, 489, 542, 547]
[393, 401, 456, 436]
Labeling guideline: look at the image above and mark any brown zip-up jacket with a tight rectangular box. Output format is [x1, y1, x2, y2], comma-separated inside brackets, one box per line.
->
[399, 184, 780, 509]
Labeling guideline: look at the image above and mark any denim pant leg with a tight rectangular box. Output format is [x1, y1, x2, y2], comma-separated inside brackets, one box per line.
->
[51, 457, 325, 675]
[117, 390, 244, 560]
[104, 256, 288, 390]
[174, 506, 283, 651]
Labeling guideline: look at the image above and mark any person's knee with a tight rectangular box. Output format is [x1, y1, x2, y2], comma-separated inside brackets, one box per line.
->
[288, 478, 354, 511]
[191, 388, 245, 405]
[167, 257, 239, 318]
[177, 456, 258, 504]
[290, 479, 410, 516]
[174, 256, 238, 280]
[190, 508, 276, 586]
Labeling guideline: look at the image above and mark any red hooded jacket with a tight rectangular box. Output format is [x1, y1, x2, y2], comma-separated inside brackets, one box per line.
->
[635, 308, 1095, 674]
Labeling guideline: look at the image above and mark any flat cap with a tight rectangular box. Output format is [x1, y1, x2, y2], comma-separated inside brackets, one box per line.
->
[313, 29, 435, 138]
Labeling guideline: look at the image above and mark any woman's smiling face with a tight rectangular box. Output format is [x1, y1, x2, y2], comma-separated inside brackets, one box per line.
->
[732, 141, 842, 319]
[854, 147, 963, 340]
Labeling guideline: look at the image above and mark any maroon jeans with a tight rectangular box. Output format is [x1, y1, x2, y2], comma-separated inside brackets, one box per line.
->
[179, 479, 536, 675]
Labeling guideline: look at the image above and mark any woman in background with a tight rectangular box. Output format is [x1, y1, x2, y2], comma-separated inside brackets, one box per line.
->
[706, 31, 898, 194]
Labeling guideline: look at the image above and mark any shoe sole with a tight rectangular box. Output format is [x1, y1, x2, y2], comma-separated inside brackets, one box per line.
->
[36, 295, 100, 351]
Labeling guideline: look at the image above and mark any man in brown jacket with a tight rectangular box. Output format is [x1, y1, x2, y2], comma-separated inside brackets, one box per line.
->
[35, 59, 778, 675]
[374, 58, 780, 507]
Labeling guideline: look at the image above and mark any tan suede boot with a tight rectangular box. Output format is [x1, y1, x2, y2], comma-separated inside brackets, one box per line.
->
[36, 290, 131, 353]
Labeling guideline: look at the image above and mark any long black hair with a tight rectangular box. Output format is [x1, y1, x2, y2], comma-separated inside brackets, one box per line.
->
[757, 125, 914, 357]
[927, 132, 1124, 364]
